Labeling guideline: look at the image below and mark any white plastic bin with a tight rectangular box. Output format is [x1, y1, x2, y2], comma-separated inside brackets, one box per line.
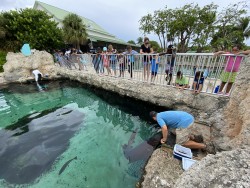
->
[173, 144, 193, 160]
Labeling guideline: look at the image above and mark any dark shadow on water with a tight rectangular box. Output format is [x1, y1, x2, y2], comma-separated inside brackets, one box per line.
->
[5, 107, 59, 136]
[0, 106, 84, 184]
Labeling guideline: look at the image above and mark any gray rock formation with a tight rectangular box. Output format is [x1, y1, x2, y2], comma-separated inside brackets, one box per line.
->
[175, 147, 250, 188]
[0, 73, 7, 85]
[141, 148, 183, 188]
[215, 56, 250, 150]
[3, 51, 57, 82]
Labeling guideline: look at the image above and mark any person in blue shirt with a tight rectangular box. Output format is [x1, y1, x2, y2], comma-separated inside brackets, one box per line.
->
[123, 45, 138, 78]
[150, 54, 159, 83]
[150, 111, 213, 151]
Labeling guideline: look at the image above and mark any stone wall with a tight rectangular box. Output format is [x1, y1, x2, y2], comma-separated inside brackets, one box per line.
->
[205, 56, 250, 151]
[175, 147, 250, 188]
[3, 51, 57, 82]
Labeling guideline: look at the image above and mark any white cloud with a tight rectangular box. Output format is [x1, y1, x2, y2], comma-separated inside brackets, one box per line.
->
[0, 0, 33, 11]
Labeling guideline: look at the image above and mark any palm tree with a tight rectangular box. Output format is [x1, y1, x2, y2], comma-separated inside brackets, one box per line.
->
[62, 14, 88, 50]
[0, 14, 7, 39]
[137, 37, 143, 45]
[237, 17, 250, 40]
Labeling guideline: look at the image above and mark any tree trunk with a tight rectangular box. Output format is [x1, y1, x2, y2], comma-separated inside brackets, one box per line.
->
[157, 34, 163, 49]
[162, 33, 166, 50]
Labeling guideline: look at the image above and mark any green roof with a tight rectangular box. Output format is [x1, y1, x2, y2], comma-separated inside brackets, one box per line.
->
[88, 35, 131, 46]
[33, 1, 138, 47]
[34, 1, 112, 36]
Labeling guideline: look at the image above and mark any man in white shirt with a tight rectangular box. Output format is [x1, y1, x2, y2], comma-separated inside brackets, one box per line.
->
[32, 69, 43, 82]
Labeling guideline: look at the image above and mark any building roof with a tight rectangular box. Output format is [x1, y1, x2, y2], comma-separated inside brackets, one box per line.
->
[33, 1, 138, 47]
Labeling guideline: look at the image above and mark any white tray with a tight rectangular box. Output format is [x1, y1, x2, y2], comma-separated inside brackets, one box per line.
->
[182, 158, 197, 171]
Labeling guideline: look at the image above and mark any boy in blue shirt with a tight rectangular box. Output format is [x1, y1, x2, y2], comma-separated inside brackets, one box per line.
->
[150, 111, 214, 153]
[151, 54, 159, 83]
[123, 45, 138, 78]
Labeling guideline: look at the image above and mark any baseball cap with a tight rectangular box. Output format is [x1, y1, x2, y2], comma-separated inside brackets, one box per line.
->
[103, 47, 107, 51]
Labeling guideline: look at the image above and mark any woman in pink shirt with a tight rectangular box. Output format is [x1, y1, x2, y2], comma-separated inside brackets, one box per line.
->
[214, 46, 243, 95]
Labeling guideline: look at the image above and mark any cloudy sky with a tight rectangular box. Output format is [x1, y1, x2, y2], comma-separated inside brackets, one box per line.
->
[1, 0, 250, 45]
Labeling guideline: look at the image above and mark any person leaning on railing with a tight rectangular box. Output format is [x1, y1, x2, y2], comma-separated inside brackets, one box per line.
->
[213, 46, 244, 96]
[150, 54, 160, 83]
[108, 44, 118, 77]
[117, 50, 125, 77]
[102, 47, 112, 76]
[123, 45, 138, 78]
[158, 45, 177, 85]
[237, 49, 250, 56]
[140, 37, 153, 81]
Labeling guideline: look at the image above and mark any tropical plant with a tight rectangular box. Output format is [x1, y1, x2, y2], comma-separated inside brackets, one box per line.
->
[0, 8, 64, 51]
[0, 14, 6, 39]
[127, 40, 136, 45]
[139, 3, 218, 52]
[137, 37, 143, 45]
[139, 11, 169, 50]
[211, 2, 249, 50]
[62, 14, 88, 50]
[149, 40, 161, 52]
[0, 51, 7, 72]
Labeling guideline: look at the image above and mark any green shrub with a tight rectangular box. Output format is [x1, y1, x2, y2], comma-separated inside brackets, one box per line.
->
[0, 51, 7, 72]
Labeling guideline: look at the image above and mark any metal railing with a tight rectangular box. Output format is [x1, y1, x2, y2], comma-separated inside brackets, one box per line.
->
[55, 52, 245, 96]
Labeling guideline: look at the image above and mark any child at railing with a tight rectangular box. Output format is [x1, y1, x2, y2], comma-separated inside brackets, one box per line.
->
[214, 46, 243, 95]
[123, 45, 138, 78]
[118, 51, 125, 77]
[102, 47, 111, 76]
[193, 71, 204, 94]
[158, 45, 176, 85]
[175, 71, 190, 90]
[108, 44, 117, 77]
[150, 54, 159, 83]
[92, 47, 104, 75]
[80, 54, 88, 71]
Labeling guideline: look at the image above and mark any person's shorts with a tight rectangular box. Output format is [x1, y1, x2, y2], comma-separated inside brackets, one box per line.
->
[194, 78, 204, 85]
[165, 64, 173, 74]
[144, 61, 150, 66]
[151, 71, 157, 76]
[119, 63, 125, 71]
[175, 123, 194, 145]
[220, 71, 237, 83]
[110, 60, 117, 70]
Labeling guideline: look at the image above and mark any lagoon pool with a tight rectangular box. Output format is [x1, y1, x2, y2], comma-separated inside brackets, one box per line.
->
[0, 80, 163, 188]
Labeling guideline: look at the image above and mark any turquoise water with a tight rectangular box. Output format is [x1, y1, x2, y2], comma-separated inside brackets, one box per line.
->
[0, 81, 160, 188]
